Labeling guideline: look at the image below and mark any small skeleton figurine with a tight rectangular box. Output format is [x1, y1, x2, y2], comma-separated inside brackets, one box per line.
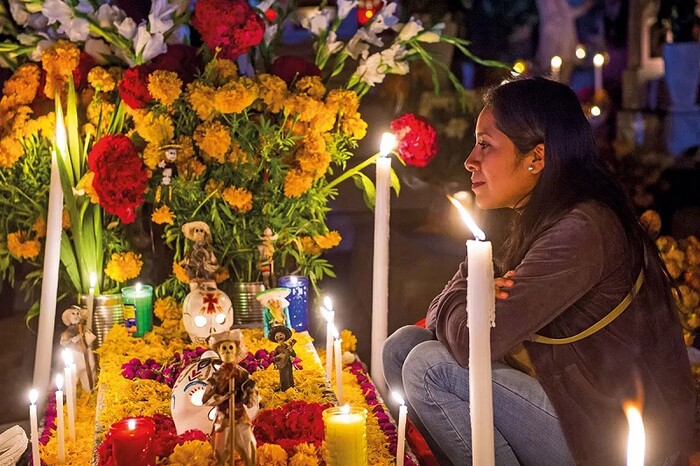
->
[269, 326, 296, 391]
[180, 221, 219, 287]
[59, 306, 96, 391]
[203, 330, 259, 466]
[257, 228, 278, 288]
[155, 144, 180, 204]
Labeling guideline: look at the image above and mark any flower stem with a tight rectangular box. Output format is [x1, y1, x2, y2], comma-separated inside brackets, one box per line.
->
[325, 152, 379, 190]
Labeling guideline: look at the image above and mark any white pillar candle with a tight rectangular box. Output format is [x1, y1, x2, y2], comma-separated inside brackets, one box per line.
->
[55, 374, 65, 464]
[392, 392, 408, 466]
[334, 329, 344, 405]
[323, 297, 335, 383]
[62, 350, 75, 441]
[593, 53, 605, 94]
[624, 401, 645, 466]
[550, 56, 562, 82]
[33, 105, 67, 392]
[29, 389, 40, 466]
[371, 133, 396, 394]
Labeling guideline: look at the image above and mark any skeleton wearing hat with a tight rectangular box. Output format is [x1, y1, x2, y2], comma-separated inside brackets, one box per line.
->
[180, 221, 219, 285]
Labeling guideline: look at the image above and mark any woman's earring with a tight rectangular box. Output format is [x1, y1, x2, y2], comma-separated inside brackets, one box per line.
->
[528, 165, 534, 172]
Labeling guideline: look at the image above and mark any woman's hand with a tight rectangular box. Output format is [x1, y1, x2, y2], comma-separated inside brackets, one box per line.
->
[495, 270, 516, 301]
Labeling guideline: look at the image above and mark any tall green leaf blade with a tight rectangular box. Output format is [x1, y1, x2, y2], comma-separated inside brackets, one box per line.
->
[66, 78, 83, 183]
[60, 231, 81, 292]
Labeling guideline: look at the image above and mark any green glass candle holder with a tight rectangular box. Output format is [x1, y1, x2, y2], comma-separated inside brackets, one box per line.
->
[121, 284, 153, 337]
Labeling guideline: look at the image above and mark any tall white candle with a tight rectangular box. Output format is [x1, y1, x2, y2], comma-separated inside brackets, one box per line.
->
[550, 56, 562, 82]
[323, 297, 335, 382]
[87, 272, 96, 332]
[62, 350, 75, 441]
[448, 196, 495, 466]
[624, 401, 645, 466]
[333, 329, 344, 404]
[392, 392, 408, 466]
[33, 104, 67, 393]
[29, 389, 40, 466]
[55, 374, 66, 464]
[593, 53, 605, 94]
[371, 132, 396, 394]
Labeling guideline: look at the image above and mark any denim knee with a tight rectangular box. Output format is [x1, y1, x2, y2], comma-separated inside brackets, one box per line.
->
[382, 326, 434, 391]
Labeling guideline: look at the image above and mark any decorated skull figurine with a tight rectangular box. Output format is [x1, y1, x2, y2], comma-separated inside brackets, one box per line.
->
[171, 350, 220, 435]
[183, 284, 234, 345]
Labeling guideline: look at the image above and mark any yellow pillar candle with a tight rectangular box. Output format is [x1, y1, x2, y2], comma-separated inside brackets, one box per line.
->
[323, 406, 368, 466]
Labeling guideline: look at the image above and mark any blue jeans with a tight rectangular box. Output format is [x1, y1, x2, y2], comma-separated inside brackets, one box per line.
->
[382, 325, 575, 466]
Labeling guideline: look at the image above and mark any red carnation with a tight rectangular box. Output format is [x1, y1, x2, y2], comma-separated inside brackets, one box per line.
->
[118, 65, 152, 109]
[192, 0, 265, 60]
[73, 52, 95, 90]
[88, 134, 148, 224]
[270, 55, 322, 85]
[390, 113, 439, 167]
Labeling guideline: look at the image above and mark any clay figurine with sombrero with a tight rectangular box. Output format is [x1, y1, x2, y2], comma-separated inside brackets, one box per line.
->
[255, 287, 292, 339]
[180, 221, 219, 287]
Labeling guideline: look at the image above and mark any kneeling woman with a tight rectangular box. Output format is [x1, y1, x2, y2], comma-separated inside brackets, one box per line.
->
[383, 78, 694, 466]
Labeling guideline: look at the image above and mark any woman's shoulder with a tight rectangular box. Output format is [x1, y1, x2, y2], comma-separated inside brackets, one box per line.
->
[555, 200, 623, 234]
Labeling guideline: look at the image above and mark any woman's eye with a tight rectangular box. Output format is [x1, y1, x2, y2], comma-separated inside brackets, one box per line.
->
[477, 141, 489, 149]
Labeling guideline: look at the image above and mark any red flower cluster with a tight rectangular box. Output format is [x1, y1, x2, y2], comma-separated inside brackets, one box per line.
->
[390, 114, 439, 167]
[254, 400, 330, 453]
[192, 0, 265, 60]
[88, 134, 148, 223]
[270, 56, 322, 86]
[118, 66, 152, 109]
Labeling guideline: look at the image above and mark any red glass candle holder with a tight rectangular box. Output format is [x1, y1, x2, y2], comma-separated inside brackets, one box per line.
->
[109, 417, 156, 466]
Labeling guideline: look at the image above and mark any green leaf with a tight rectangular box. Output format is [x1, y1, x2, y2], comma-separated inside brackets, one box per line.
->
[60, 232, 81, 292]
[352, 172, 376, 211]
[390, 167, 401, 196]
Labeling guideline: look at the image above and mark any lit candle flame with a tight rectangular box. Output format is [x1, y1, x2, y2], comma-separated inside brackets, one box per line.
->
[340, 404, 351, 414]
[89, 272, 97, 291]
[29, 389, 38, 405]
[591, 106, 601, 117]
[127, 419, 136, 430]
[321, 306, 335, 323]
[380, 132, 396, 157]
[447, 195, 486, 241]
[56, 373, 63, 390]
[54, 100, 68, 157]
[392, 391, 405, 406]
[623, 401, 644, 466]
[575, 45, 586, 59]
[135, 282, 142, 292]
[593, 53, 605, 67]
[62, 348, 74, 366]
[323, 296, 334, 312]
[550, 56, 562, 69]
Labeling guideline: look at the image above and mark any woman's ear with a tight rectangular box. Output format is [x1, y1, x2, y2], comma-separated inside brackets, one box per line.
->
[528, 143, 545, 174]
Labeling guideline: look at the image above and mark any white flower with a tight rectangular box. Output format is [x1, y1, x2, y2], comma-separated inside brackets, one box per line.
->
[19, 33, 52, 61]
[369, 1, 398, 34]
[264, 23, 278, 46]
[301, 8, 333, 36]
[84, 38, 112, 64]
[166, 24, 190, 44]
[337, 0, 358, 21]
[96, 4, 125, 29]
[134, 25, 166, 63]
[397, 18, 423, 42]
[42, 0, 73, 26]
[345, 28, 382, 59]
[323, 31, 344, 56]
[116, 17, 137, 39]
[8, 0, 30, 26]
[380, 43, 408, 74]
[148, 0, 177, 35]
[353, 51, 385, 86]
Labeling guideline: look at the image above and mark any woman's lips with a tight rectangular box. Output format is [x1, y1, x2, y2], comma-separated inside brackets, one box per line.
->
[471, 181, 485, 190]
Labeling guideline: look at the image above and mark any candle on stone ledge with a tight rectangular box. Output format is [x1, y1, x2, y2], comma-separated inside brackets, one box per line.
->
[593, 53, 605, 94]
[371, 132, 396, 394]
[392, 392, 408, 466]
[623, 401, 645, 466]
[448, 195, 496, 466]
[29, 389, 40, 466]
[121, 283, 153, 337]
[322, 296, 335, 382]
[55, 374, 65, 464]
[333, 325, 344, 404]
[61, 349, 75, 442]
[323, 405, 368, 466]
[110, 417, 156, 466]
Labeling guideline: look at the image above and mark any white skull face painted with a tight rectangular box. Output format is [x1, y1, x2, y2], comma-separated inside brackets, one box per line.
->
[182, 287, 233, 345]
[171, 351, 219, 435]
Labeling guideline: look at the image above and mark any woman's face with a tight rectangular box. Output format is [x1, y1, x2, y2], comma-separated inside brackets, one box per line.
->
[465, 107, 541, 210]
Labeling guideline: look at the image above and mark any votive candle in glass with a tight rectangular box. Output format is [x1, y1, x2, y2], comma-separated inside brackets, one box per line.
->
[110, 417, 156, 466]
[323, 405, 368, 466]
[277, 275, 310, 332]
[121, 284, 153, 337]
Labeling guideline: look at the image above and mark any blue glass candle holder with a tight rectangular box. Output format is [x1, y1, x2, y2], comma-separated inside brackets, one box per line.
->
[277, 275, 309, 332]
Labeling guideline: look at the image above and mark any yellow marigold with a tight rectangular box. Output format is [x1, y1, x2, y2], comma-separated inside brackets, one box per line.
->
[295, 76, 326, 99]
[62, 210, 71, 230]
[313, 230, 342, 249]
[340, 329, 357, 353]
[214, 78, 259, 114]
[151, 205, 175, 225]
[300, 236, 321, 255]
[32, 216, 47, 239]
[227, 141, 248, 165]
[173, 262, 190, 284]
[256, 444, 287, 466]
[34, 113, 55, 138]
[214, 267, 230, 283]
[204, 179, 224, 197]
[326, 89, 360, 114]
[290, 452, 319, 466]
[137, 112, 174, 146]
[222, 186, 253, 213]
[3, 63, 40, 105]
[41, 40, 80, 98]
[87, 67, 115, 92]
[86, 99, 115, 133]
[148, 70, 182, 106]
[284, 95, 324, 122]
[186, 82, 216, 120]
[193, 120, 230, 163]
[107, 66, 124, 84]
[168, 440, 216, 466]
[311, 106, 337, 134]
[204, 58, 238, 85]
[82, 123, 96, 139]
[76, 171, 99, 204]
[153, 296, 181, 322]
[256, 74, 288, 113]
[104, 252, 143, 283]
[6, 231, 41, 260]
[0, 136, 24, 168]
[142, 143, 162, 170]
[340, 112, 367, 140]
[297, 147, 331, 180]
[186, 159, 206, 178]
[284, 169, 314, 198]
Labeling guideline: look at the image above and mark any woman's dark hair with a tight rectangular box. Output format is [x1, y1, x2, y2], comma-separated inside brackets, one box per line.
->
[484, 78, 677, 320]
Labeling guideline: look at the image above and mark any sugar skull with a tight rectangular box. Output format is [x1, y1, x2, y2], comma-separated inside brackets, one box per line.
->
[171, 350, 220, 435]
[183, 285, 234, 345]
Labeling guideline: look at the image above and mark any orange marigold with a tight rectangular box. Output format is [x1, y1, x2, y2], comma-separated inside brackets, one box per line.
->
[32, 216, 47, 239]
[76, 172, 99, 204]
[104, 252, 143, 283]
[172, 262, 190, 284]
[256, 74, 287, 113]
[204, 58, 238, 86]
[214, 267, 230, 283]
[256, 444, 287, 466]
[137, 112, 174, 146]
[222, 186, 253, 213]
[87, 67, 116, 92]
[283, 169, 314, 198]
[186, 82, 216, 120]
[41, 40, 80, 98]
[313, 231, 342, 249]
[294, 76, 326, 99]
[6, 231, 41, 260]
[193, 120, 230, 163]
[151, 205, 175, 225]
[62, 210, 71, 230]
[213, 78, 259, 114]
[3, 63, 40, 105]
[148, 70, 182, 106]
[300, 236, 321, 255]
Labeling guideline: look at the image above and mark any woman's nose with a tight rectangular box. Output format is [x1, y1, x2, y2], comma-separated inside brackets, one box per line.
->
[464, 149, 477, 172]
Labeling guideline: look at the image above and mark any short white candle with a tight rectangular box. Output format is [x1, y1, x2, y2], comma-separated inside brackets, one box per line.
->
[55, 374, 65, 464]
[371, 132, 396, 394]
[593, 53, 605, 93]
[323, 297, 335, 382]
[392, 392, 408, 466]
[87, 272, 96, 331]
[62, 350, 75, 441]
[29, 389, 40, 466]
[550, 55, 562, 82]
[333, 326, 344, 404]
[624, 401, 645, 466]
